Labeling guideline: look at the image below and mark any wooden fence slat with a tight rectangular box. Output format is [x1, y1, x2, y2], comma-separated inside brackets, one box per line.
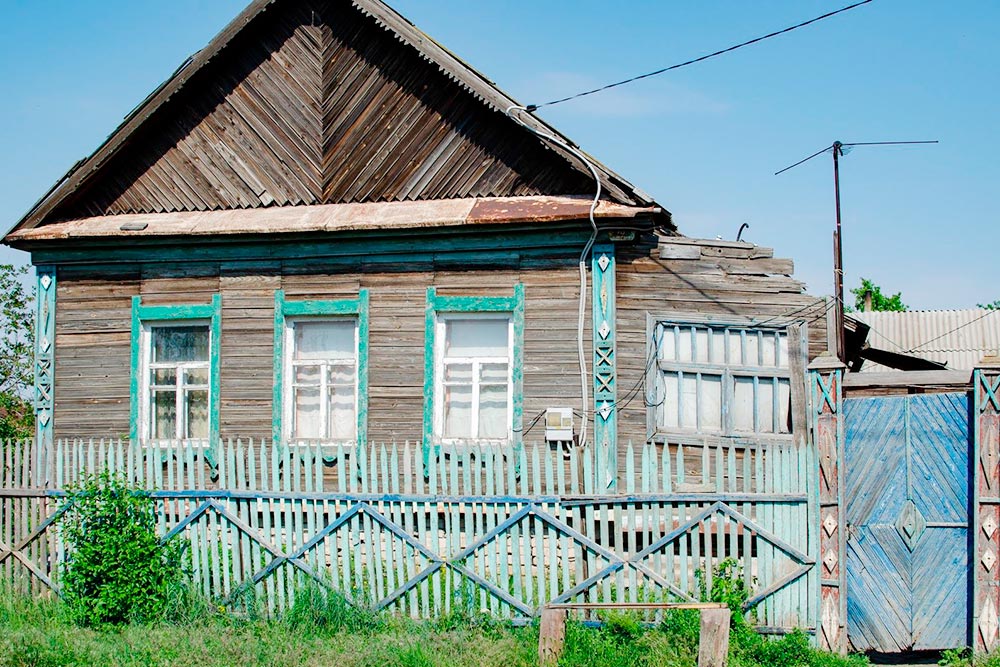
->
[2, 437, 817, 627]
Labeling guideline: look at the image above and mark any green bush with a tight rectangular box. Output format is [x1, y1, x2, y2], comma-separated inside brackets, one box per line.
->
[60, 471, 185, 627]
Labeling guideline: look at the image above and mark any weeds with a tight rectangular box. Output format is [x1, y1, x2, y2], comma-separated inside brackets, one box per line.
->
[0, 557, 869, 667]
[283, 583, 383, 635]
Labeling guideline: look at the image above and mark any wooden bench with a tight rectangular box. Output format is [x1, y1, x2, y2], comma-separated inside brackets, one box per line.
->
[538, 602, 731, 667]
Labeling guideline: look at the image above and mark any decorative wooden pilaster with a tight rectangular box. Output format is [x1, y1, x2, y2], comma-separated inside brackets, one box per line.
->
[809, 353, 846, 652]
[974, 357, 1000, 652]
[592, 244, 617, 490]
[33, 266, 56, 487]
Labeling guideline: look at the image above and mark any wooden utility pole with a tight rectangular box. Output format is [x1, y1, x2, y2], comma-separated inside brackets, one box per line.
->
[833, 141, 845, 362]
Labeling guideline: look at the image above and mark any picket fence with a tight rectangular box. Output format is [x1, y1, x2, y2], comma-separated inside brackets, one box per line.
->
[1, 438, 817, 631]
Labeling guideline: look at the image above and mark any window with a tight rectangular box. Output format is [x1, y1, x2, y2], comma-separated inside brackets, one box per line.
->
[436, 316, 512, 441]
[285, 319, 358, 443]
[130, 295, 221, 445]
[146, 324, 211, 441]
[423, 286, 524, 451]
[650, 320, 792, 439]
[272, 290, 369, 446]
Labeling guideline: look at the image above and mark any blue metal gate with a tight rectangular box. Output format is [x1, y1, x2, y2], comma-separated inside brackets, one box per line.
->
[845, 393, 971, 653]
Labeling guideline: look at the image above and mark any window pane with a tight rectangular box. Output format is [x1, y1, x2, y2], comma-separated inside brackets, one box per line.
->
[444, 319, 508, 358]
[151, 368, 176, 386]
[699, 374, 723, 431]
[758, 380, 774, 434]
[680, 374, 698, 428]
[479, 384, 508, 438]
[677, 328, 693, 362]
[185, 367, 209, 386]
[778, 379, 791, 434]
[152, 390, 176, 440]
[329, 383, 356, 441]
[294, 320, 355, 361]
[661, 373, 679, 429]
[444, 363, 473, 383]
[710, 329, 726, 364]
[294, 364, 322, 385]
[328, 364, 356, 387]
[743, 332, 759, 365]
[152, 326, 209, 363]
[444, 384, 472, 438]
[761, 332, 778, 367]
[186, 390, 209, 439]
[694, 328, 710, 363]
[480, 362, 509, 384]
[658, 326, 676, 361]
[293, 387, 322, 439]
[733, 378, 755, 432]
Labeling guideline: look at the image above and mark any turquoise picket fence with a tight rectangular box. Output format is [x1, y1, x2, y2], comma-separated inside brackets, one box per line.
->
[1, 437, 816, 631]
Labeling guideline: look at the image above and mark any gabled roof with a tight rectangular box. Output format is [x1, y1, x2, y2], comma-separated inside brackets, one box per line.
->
[8, 0, 670, 239]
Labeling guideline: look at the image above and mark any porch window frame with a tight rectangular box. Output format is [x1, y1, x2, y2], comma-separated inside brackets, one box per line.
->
[272, 289, 369, 447]
[130, 295, 222, 446]
[645, 312, 807, 445]
[423, 286, 524, 455]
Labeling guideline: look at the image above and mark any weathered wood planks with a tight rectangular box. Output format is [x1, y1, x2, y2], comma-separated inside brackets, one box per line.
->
[41, 0, 602, 224]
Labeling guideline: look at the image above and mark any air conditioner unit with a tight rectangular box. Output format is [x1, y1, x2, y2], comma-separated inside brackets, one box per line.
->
[544, 407, 574, 443]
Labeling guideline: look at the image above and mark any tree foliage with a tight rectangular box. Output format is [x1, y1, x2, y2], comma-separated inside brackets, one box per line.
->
[978, 300, 1000, 311]
[0, 265, 34, 439]
[850, 277, 907, 312]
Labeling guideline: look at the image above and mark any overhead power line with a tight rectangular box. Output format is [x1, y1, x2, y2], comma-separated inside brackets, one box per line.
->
[526, 0, 876, 111]
[906, 309, 999, 354]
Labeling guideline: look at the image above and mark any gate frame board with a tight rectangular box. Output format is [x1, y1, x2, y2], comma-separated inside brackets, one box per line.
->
[809, 353, 847, 653]
[975, 357, 1000, 653]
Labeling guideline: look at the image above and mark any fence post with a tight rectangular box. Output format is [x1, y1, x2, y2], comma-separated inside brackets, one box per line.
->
[974, 356, 1000, 652]
[808, 353, 846, 652]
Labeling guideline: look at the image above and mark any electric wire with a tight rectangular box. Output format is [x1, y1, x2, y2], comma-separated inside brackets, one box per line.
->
[905, 308, 999, 354]
[505, 104, 602, 449]
[569, 297, 841, 432]
[775, 140, 939, 175]
[527, 0, 875, 111]
[750, 297, 834, 328]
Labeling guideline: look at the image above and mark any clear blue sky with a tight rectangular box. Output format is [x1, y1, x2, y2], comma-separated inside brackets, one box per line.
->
[0, 1, 995, 309]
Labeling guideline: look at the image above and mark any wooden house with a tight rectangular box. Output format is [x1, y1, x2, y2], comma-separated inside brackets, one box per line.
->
[9, 0, 955, 650]
[4, 0, 829, 461]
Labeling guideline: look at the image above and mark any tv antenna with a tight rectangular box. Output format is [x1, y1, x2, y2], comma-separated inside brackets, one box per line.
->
[775, 139, 938, 362]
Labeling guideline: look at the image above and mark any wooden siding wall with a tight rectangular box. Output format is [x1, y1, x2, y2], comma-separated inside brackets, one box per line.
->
[49, 0, 595, 222]
[53, 236, 827, 454]
[54, 260, 594, 444]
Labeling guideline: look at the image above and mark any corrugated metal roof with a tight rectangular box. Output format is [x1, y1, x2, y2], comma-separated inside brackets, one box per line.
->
[852, 309, 1000, 372]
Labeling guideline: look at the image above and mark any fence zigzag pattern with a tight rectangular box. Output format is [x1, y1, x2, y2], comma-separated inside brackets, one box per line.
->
[1, 438, 816, 631]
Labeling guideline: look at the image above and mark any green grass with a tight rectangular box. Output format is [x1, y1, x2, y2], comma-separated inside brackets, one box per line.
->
[0, 591, 868, 667]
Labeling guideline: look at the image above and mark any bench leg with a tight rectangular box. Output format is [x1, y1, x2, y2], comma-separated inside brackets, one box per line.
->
[698, 607, 731, 667]
[539, 607, 567, 667]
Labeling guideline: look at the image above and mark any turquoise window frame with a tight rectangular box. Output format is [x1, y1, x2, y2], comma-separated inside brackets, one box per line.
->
[130, 295, 222, 444]
[273, 289, 369, 446]
[422, 285, 524, 457]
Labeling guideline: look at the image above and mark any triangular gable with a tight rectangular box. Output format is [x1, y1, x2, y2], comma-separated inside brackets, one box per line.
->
[14, 0, 666, 234]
